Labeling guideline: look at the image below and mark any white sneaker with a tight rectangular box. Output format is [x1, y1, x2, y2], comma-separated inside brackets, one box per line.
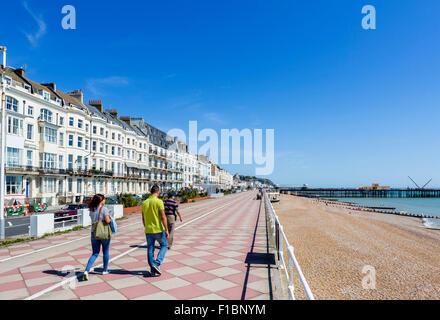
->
[102, 270, 109, 275]
[83, 271, 89, 281]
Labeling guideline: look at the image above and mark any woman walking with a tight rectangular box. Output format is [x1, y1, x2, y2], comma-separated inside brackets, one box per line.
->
[83, 194, 112, 281]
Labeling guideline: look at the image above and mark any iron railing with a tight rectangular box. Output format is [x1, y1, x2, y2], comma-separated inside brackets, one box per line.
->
[264, 190, 315, 300]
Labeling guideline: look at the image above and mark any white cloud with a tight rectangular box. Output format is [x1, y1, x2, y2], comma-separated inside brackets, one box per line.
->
[203, 112, 227, 125]
[23, 1, 47, 47]
[86, 76, 129, 96]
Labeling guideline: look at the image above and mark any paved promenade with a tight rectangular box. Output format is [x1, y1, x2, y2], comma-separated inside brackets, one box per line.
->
[0, 191, 278, 300]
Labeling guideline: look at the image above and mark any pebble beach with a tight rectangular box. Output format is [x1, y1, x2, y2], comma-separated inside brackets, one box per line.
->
[272, 194, 440, 300]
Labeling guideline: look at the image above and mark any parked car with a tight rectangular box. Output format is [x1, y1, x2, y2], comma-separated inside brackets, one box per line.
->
[54, 204, 88, 220]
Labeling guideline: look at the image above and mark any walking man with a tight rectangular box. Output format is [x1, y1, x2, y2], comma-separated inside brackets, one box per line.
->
[142, 185, 168, 276]
[164, 192, 183, 249]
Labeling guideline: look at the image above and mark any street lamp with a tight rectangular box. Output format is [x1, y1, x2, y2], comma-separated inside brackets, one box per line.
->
[0, 46, 7, 239]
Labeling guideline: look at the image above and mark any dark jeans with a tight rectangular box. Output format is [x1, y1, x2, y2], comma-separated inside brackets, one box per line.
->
[85, 233, 111, 272]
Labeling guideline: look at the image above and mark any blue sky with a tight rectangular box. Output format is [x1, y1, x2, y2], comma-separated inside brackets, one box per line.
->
[1, 0, 440, 187]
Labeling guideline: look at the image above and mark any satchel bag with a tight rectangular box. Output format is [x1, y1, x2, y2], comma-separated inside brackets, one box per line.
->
[92, 206, 112, 240]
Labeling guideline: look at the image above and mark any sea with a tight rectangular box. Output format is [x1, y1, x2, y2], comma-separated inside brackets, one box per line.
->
[330, 197, 440, 230]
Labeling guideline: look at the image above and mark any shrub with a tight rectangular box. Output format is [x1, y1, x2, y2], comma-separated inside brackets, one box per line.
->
[117, 193, 140, 208]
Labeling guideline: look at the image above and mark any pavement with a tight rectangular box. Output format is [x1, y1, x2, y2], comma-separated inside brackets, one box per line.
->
[0, 191, 280, 300]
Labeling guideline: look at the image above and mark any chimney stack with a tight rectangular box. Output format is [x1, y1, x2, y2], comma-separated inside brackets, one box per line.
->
[105, 109, 118, 118]
[14, 68, 26, 78]
[89, 99, 103, 112]
[69, 89, 84, 104]
[119, 116, 132, 126]
[42, 83, 56, 91]
[0, 46, 6, 68]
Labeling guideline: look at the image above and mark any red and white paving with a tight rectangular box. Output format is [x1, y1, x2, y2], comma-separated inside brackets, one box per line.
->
[0, 191, 276, 300]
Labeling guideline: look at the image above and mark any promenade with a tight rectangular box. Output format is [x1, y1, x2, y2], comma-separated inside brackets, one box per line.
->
[0, 191, 278, 300]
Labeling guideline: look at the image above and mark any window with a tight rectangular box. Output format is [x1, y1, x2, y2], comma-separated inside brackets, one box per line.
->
[7, 117, 23, 135]
[7, 148, 21, 166]
[100, 128, 104, 136]
[26, 124, 33, 140]
[77, 156, 82, 170]
[68, 178, 73, 193]
[77, 137, 83, 148]
[105, 131, 108, 138]
[27, 105, 33, 116]
[43, 178, 56, 193]
[118, 134, 121, 141]
[42, 91, 50, 101]
[92, 141, 97, 151]
[59, 132, 64, 146]
[92, 158, 97, 169]
[127, 138, 130, 144]
[68, 154, 73, 170]
[6, 96, 18, 112]
[77, 179, 82, 194]
[78, 119, 83, 129]
[69, 117, 74, 126]
[44, 127, 57, 143]
[112, 132, 115, 140]
[26, 150, 33, 166]
[85, 123, 89, 132]
[118, 147, 121, 156]
[41, 153, 56, 169]
[100, 142, 104, 153]
[68, 134, 73, 146]
[105, 145, 108, 154]
[93, 126, 97, 134]
[111, 146, 115, 155]
[100, 159, 104, 170]
[6, 176, 22, 195]
[59, 155, 63, 169]
[40, 109, 53, 123]
[84, 158, 88, 170]
[85, 139, 89, 150]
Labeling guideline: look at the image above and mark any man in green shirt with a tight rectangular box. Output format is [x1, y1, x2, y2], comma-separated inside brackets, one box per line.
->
[142, 185, 169, 276]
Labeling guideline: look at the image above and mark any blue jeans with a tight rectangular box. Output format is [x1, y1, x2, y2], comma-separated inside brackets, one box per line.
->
[146, 231, 168, 270]
[85, 233, 111, 272]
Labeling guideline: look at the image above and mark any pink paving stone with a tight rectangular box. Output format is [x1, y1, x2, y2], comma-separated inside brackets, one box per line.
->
[146, 271, 176, 283]
[223, 272, 263, 285]
[71, 253, 92, 259]
[179, 272, 218, 284]
[73, 282, 114, 297]
[166, 284, 211, 300]
[201, 254, 230, 262]
[0, 280, 26, 292]
[207, 248, 230, 254]
[50, 260, 79, 269]
[96, 271, 134, 281]
[217, 285, 262, 300]
[27, 281, 60, 296]
[0, 268, 20, 277]
[21, 270, 51, 280]
[165, 253, 193, 261]
[175, 247, 199, 254]
[116, 261, 147, 270]
[228, 263, 248, 271]
[193, 262, 223, 272]
[161, 261, 186, 269]
[119, 283, 161, 299]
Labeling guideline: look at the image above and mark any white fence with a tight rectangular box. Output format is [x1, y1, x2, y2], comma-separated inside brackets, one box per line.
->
[264, 190, 315, 300]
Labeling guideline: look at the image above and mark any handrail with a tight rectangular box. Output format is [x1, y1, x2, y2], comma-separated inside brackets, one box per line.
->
[263, 190, 315, 300]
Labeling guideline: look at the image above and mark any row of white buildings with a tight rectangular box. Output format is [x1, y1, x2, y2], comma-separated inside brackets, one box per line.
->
[0, 63, 233, 207]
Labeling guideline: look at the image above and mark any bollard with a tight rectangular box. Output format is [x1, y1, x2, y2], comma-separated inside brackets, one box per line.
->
[106, 205, 123, 219]
[78, 208, 91, 227]
[30, 213, 54, 237]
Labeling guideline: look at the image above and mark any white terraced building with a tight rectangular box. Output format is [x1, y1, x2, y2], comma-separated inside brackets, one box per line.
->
[0, 63, 234, 207]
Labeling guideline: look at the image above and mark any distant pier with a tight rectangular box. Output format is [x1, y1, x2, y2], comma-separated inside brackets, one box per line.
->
[280, 188, 440, 198]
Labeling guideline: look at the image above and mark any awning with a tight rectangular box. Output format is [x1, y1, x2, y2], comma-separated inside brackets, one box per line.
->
[138, 164, 150, 170]
[125, 162, 138, 169]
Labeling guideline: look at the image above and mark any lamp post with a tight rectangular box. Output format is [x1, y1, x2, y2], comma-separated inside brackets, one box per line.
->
[0, 45, 7, 239]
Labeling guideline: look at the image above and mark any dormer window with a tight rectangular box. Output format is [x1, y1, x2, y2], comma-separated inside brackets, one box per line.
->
[6, 96, 18, 112]
[40, 108, 53, 123]
[39, 90, 50, 101]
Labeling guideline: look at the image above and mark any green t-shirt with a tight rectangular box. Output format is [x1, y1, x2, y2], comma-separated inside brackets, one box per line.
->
[142, 196, 165, 234]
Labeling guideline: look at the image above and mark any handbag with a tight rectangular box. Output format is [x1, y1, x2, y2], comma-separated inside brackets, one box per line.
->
[92, 206, 112, 240]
